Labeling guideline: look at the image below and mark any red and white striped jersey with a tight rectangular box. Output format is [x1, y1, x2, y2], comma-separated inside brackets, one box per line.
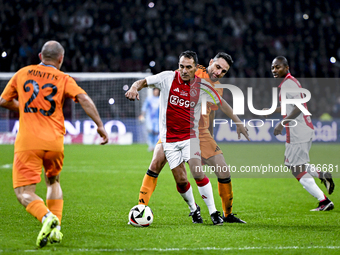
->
[146, 70, 218, 143]
[279, 73, 315, 144]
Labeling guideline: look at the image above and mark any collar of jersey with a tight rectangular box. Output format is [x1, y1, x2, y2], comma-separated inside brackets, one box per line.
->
[39, 62, 57, 69]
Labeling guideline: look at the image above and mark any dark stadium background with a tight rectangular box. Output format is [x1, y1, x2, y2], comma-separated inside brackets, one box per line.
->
[0, 0, 339, 119]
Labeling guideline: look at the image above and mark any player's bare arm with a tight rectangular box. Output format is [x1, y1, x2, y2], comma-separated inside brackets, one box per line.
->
[125, 79, 148, 101]
[0, 97, 19, 112]
[218, 98, 250, 141]
[274, 105, 301, 136]
[76, 93, 108, 144]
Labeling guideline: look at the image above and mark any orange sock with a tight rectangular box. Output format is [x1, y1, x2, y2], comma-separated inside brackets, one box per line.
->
[218, 179, 233, 216]
[26, 200, 49, 222]
[138, 170, 158, 205]
[46, 199, 64, 224]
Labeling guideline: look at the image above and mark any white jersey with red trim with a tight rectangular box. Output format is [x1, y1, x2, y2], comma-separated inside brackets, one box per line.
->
[279, 73, 315, 144]
[145, 70, 218, 143]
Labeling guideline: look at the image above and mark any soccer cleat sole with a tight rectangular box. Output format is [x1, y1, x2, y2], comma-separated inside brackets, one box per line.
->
[36, 215, 59, 248]
[49, 228, 63, 244]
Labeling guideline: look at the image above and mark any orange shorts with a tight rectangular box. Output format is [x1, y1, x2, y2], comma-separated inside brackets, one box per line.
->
[13, 150, 64, 188]
[199, 131, 223, 160]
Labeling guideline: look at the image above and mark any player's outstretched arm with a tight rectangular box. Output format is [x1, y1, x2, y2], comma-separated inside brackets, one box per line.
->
[0, 97, 19, 112]
[274, 105, 301, 136]
[219, 98, 250, 141]
[125, 79, 148, 101]
[76, 93, 108, 145]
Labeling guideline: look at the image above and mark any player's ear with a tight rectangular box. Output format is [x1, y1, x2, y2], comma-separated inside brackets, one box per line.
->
[58, 54, 64, 64]
[209, 59, 214, 66]
[38, 53, 42, 61]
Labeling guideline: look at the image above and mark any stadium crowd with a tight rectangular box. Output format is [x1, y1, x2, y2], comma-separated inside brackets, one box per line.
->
[0, 0, 339, 118]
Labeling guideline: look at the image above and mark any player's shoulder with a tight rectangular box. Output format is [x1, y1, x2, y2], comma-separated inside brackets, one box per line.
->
[18, 64, 36, 73]
[195, 65, 207, 77]
[282, 74, 301, 88]
[197, 65, 207, 73]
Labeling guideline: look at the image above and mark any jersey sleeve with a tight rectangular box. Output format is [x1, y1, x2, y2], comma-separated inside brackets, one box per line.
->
[146, 71, 174, 90]
[1, 73, 18, 101]
[64, 76, 87, 102]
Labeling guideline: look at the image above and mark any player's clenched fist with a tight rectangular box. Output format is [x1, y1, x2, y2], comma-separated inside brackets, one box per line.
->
[125, 87, 139, 101]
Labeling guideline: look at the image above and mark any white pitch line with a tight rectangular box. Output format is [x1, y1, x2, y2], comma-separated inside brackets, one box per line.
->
[0, 164, 12, 169]
[1, 246, 340, 253]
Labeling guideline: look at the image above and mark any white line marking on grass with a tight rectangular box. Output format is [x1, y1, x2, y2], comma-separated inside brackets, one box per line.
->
[1, 246, 340, 253]
[0, 164, 12, 169]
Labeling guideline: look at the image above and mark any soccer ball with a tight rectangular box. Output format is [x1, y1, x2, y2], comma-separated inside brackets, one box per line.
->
[128, 205, 153, 227]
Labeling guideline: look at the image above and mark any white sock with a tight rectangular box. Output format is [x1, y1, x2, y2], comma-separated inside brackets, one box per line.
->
[299, 173, 325, 201]
[306, 165, 320, 178]
[41, 211, 52, 223]
[56, 225, 61, 231]
[178, 186, 197, 212]
[197, 180, 217, 215]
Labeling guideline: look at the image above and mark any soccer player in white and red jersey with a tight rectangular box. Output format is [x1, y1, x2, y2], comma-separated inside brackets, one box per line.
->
[126, 51, 249, 225]
[271, 56, 334, 211]
[137, 53, 247, 223]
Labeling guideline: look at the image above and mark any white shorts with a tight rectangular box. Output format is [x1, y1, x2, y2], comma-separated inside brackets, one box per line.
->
[284, 139, 312, 167]
[163, 138, 201, 170]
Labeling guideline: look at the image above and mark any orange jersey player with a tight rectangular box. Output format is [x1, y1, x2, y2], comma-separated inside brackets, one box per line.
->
[137, 52, 247, 223]
[196, 64, 224, 160]
[0, 40, 108, 248]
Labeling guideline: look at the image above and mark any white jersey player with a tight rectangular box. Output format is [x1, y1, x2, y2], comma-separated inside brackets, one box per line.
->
[126, 51, 249, 224]
[271, 56, 334, 211]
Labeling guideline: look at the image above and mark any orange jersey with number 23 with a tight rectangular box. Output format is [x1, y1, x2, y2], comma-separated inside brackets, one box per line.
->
[1, 64, 86, 152]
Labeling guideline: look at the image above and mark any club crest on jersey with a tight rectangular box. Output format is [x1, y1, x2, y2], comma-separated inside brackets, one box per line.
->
[190, 89, 198, 97]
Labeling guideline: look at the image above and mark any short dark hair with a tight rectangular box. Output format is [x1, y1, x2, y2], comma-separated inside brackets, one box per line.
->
[274, 56, 289, 66]
[213, 52, 233, 67]
[179, 50, 198, 65]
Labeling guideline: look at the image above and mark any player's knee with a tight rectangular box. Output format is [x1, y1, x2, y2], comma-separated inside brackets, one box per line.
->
[289, 165, 303, 178]
[149, 159, 165, 173]
[176, 179, 188, 188]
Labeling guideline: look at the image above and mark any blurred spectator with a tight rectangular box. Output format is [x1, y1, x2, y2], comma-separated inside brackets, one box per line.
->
[0, 0, 339, 117]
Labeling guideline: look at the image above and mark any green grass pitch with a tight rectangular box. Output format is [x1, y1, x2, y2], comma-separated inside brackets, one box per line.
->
[0, 143, 339, 254]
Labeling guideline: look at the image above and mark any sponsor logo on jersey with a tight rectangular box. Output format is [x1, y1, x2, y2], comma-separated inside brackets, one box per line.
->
[194, 151, 201, 156]
[169, 95, 191, 108]
[215, 146, 221, 152]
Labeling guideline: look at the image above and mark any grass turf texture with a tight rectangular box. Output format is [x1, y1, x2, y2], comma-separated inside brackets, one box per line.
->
[0, 143, 339, 254]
